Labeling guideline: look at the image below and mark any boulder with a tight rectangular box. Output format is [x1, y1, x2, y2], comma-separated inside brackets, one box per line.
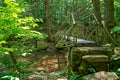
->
[37, 41, 48, 50]
[83, 71, 119, 80]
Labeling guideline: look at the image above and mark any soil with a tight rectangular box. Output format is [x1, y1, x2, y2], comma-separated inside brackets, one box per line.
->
[17, 49, 68, 73]
[17, 46, 68, 80]
[0, 42, 68, 80]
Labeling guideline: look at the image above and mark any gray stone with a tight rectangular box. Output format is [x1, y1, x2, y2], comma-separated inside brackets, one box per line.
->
[83, 71, 119, 80]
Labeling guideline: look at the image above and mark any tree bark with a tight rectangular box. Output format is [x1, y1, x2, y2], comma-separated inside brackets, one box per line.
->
[45, 0, 52, 42]
[92, 0, 102, 44]
[104, 0, 114, 31]
[104, 0, 114, 43]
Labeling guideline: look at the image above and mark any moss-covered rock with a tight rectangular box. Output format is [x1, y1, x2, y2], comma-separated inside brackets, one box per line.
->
[55, 40, 68, 49]
[71, 47, 114, 74]
[82, 55, 109, 62]
[37, 41, 48, 50]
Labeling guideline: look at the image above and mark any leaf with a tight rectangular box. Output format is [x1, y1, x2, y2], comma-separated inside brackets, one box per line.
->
[1, 75, 19, 80]
[111, 26, 120, 33]
[0, 0, 46, 56]
[0, 41, 7, 45]
[117, 68, 120, 72]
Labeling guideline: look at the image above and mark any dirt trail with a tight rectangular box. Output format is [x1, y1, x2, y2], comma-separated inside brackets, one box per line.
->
[17, 50, 68, 73]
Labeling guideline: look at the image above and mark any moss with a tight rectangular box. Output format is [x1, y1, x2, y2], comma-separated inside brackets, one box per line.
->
[37, 41, 48, 50]
[71, 47, 114, 74]
[78, 61, 88, 75]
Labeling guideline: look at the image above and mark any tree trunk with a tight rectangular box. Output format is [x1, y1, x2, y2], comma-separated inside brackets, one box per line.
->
[67, 46, 73, 80]
[9, 52, 17, 65]
[104, 0, 114, 43]
[45, 0, 52, 42]
[92, 0, 102, 44]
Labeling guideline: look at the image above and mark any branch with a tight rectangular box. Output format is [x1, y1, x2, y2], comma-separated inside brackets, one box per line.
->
[71, 12, 75, 25]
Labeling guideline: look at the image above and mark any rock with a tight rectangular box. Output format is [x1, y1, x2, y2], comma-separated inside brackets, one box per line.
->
[57, 77, 67, 80]
[55, 40, 68, 49]
[82, 55, 109, 62]
[37, 41, 48, 50]
[83, 71, 119, 80]
[24, 74, 44, 80]
[71, 47, 113, 73]
[71, 47, 113, 60]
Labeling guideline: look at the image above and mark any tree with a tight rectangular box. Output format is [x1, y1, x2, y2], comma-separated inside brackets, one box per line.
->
[104, 0, 115, 43]
[45, 0, 52, 42]
[0, 0, 45, 71]
[92, 0, 102, 44]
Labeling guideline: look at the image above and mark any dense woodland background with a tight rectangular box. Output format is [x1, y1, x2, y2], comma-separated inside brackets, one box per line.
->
[13, 0, 120, 44]
[0, 0, 120, 80]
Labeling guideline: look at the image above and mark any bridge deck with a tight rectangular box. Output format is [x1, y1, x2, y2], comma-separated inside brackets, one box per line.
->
[63, 36, 96, 44]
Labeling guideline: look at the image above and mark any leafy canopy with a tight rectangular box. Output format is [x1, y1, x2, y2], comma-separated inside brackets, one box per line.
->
[0, 0, 46, 55]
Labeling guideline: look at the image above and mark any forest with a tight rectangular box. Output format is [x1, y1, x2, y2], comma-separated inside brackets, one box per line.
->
[0, 0, 120, 80]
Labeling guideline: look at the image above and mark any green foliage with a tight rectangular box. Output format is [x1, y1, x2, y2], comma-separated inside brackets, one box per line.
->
[114, 0, 120, 8]
[1, 75, 19, 80]
[1, 58, 12, 67]
[87, 67, 96, 73]
[111, 26, 120, 44]
[35, 18, 44, 23]
[111, 26, 120, 33]
[70, 74, 83, 80]
[0, 0, 44, 40]
[0, 69, 35, 80]
[0, 69, 19, 80]
[0, 0, 46, 55]
[0, 0, 46, 79]
[114, 0, 120, 26]
[15, 62, 31, 70]
[111, 68, 120, 76]
[49, 70, 67, 79]
[57, 69, 67, 77]
[24, 0, 45, 18]
[0, 58, 35, 79]
[116, 68, 120, 75]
